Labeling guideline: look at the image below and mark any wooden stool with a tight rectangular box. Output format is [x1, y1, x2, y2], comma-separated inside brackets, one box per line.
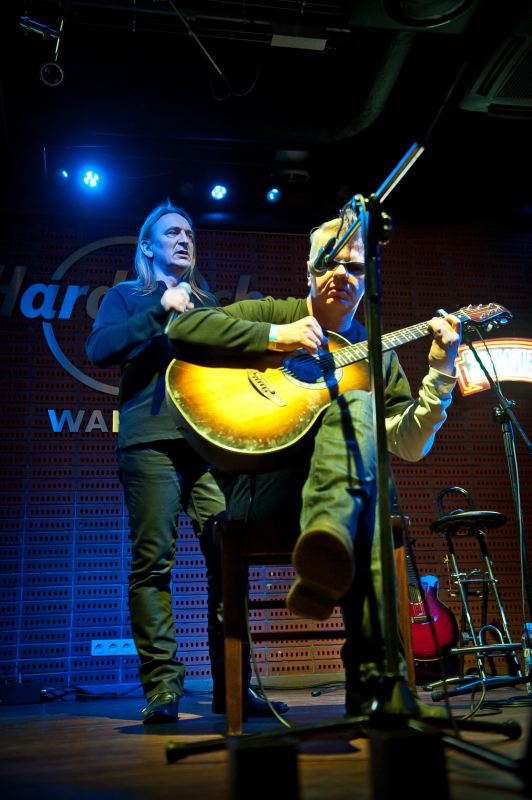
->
[215, 517, 415, 735]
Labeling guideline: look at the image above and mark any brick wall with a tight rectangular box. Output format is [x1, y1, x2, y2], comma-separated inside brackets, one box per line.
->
[0, 214, 530, 687]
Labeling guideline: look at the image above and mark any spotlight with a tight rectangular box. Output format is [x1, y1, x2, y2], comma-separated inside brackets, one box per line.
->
[267, 188, 281, 203]
[61, 170, 68, 178]
[83, 170, 100, 188]
[211, 185, 227, 200]
[39, 62, 65, 87]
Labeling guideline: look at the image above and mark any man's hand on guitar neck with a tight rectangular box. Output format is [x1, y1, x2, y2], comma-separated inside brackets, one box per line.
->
[275, 316, 327, 354]
[427, 314, 461, 376]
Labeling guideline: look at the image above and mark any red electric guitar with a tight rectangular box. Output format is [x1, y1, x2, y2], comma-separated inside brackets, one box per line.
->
[405, 541, 459, 661]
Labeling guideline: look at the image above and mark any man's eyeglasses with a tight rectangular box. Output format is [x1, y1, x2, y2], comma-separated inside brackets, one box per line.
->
[328, 261, 364, 275]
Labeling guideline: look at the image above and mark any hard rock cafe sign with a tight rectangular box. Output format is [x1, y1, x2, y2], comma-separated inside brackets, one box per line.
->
[455, 339, 532, 395]
[1, 236, 138, 395]
[1, 237, 262, 431]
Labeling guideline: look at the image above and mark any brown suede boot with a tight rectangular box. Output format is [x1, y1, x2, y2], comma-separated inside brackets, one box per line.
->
[286, 525, 355, 620]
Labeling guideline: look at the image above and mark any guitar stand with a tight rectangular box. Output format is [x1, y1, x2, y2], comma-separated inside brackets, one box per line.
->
[424, 487, 526, 700]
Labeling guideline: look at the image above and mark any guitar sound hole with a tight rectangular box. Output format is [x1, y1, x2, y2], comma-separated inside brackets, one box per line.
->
[292, 359, 324, 382]
[283, 351, 343, 390]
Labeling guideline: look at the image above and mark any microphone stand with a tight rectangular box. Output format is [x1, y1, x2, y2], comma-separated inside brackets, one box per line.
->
[357, 191, 417, 717]
[429, 331, 532, 704]
[462, 328, 532, 622]
[165, 149, 532, 799]
[308, 142, 424, 277]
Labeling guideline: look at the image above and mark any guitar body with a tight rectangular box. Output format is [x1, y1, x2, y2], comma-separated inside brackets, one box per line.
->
[165, 304, 510, 472]
[166, 331, 370, 472]
[409, 584, 459, 661]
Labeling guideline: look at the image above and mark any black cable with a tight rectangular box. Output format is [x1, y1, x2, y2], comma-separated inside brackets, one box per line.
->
[209, 64, 231, 101]
[208, 39, 265, 100]
[469, 324, 501, 391]
[169, 2, 265, 101]
[38, 681, 144, 701]
[245, 597, 292, 728]
[259, 680, 347, 692]
[482, 694, 532, 709]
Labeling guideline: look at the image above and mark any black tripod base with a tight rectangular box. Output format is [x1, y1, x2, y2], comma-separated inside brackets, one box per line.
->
[228, 735, 300, 800]
[370, 724, 449, 800]
[166, 710, 525, 800]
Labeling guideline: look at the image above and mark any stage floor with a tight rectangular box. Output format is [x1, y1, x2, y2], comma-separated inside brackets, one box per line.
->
[1, 685, 530, 799]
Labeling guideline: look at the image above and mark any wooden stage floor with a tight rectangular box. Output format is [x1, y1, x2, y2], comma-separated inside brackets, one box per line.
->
[1, 685, 531, 799]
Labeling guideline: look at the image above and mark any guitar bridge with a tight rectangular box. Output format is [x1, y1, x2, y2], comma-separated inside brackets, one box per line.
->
[246, 369, 287, 407]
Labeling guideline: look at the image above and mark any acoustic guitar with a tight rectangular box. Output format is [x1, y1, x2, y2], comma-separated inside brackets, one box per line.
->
[165, 303, 510, 472]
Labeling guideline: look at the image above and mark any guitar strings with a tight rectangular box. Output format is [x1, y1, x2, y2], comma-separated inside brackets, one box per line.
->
[275, 307, 495, 375]
[278, 321, 435, 374]
[278, 308, 497, 374]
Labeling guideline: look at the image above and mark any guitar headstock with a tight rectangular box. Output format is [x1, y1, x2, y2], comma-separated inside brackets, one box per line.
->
[458, 303, 512, 331]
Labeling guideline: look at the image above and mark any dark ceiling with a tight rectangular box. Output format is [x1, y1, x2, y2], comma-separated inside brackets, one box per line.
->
[1, 0, 531, 230]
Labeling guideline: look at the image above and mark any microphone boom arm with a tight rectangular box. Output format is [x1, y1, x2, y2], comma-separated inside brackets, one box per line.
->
[309, 142, 425, 276]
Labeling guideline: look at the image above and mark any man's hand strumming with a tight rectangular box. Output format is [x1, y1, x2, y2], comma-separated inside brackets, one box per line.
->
[276, 316, 327, 354]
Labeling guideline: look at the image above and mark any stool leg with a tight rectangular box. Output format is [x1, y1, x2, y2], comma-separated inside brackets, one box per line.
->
[221, 529, 249, 735]
[392, 516, 416, 688]
[395, 544, 416, 688]
[445, 534, 487, 681]
[477, 533, 524, 677]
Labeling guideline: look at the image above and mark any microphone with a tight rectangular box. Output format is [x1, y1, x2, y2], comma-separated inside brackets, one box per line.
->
[176, 281, 192, 297]
[164, 281, 192, 334]
[308, 237, 337, 277]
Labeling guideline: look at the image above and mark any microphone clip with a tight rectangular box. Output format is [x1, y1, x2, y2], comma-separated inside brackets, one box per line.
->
[308, 236, 337, 277]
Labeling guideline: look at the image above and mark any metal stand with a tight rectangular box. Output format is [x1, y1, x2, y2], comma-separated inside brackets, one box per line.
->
[166, 714, 528, 797]
[425, 487, 525, 700]
[165, 146, 532, 797]
[462, 330, 532, 623]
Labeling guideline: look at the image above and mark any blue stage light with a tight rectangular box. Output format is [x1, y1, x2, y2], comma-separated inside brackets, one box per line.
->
[83, 170, 100, 188]
[61, 170, 68, 178]
[267, 188, 281, 202]
[211, 185, 227, 200]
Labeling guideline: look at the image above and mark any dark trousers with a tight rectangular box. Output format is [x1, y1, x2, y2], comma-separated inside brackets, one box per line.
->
[118, 440, 226, 700]
[216, 391, 402, 707]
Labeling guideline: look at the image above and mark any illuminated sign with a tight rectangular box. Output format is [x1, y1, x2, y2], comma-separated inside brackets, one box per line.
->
[0, 241, 262, 396]
[0, 236, 136, 395]
[455, 338, 532, 395]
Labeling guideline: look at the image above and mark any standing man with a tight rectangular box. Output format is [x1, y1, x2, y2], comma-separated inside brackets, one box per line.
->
[86, 200, 288, 723]
[167, 210, 461, 714]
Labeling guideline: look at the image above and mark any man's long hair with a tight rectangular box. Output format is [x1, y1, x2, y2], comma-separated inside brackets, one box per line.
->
[132, 199, 215, 302]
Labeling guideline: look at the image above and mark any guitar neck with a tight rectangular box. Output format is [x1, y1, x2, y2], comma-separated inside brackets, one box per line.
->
[332, 308, 469, 367]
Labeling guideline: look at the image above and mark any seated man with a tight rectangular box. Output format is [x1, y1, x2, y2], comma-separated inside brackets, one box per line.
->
[167, 211, 461, 714]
